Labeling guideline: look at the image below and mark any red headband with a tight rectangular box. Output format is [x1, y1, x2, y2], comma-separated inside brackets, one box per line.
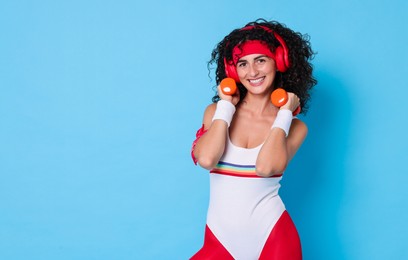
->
[232, 40, 275, 64]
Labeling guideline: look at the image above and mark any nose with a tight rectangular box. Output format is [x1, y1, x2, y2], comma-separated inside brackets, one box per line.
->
[248, 63, 259, 77]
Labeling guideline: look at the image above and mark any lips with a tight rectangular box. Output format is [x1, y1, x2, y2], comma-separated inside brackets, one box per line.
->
[248, 77, 265, 85]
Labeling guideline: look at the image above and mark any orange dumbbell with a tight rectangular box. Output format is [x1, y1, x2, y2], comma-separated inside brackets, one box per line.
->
[270, 88, 301, 115]
[220, 78, 237, 95]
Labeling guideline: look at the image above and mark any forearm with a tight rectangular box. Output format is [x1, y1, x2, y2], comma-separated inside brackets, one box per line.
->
[255, 109, 293, 177]
[193, 120, 228, 169]
[193, 100, 236, 169]
[256, 128, 289, 177]
[256, 119, 308, 177]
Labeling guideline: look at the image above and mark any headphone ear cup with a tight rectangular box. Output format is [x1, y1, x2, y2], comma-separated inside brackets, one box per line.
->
[274, 46, 286, 72]
[273, 32, 290, 72]
[224, 58, 240, 82]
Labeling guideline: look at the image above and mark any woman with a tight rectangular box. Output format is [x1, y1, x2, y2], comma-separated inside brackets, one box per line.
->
[191, 19, 317, 259]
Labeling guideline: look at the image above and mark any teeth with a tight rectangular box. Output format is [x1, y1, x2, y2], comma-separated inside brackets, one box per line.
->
[249, 77, 264, 83]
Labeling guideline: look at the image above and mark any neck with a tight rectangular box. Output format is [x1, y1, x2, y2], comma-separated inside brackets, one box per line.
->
[240, 91, 277, 116]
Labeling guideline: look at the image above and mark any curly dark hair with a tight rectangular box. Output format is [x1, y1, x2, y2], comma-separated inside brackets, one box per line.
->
[208, 19, 317, 114]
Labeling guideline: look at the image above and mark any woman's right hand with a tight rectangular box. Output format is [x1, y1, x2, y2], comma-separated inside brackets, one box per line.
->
[217, 84, 240, 106]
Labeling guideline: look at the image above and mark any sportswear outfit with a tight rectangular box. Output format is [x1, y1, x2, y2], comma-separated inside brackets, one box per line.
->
[191, 125, 302, 259]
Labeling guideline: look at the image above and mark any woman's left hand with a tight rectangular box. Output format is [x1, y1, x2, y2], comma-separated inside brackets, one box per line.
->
[280, 92, 300, 113]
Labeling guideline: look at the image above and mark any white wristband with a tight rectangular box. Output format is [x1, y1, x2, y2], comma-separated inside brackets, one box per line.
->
[271, 109, 293, 137]
[212, 100, 236, 127]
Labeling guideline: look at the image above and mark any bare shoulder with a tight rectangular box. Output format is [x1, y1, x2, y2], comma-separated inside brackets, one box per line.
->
[204, 103, 217, 114]
[202, 103, 217, 129]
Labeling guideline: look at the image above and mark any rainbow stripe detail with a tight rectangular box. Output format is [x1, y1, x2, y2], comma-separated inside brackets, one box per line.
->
[210, 161, 282, 178]
[210, 162, 256, 176]
[210, 161, 258, 178]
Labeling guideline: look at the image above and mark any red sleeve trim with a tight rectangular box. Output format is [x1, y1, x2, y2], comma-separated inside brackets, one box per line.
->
[191, 124, 208, 165]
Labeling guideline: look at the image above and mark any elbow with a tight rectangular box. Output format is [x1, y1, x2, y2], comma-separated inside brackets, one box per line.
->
[256, 161, 288, 178]
[193, 147, 221, 170]
[197, 156, 219, 170]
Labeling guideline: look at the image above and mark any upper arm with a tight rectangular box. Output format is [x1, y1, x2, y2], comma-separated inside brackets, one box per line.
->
[202, 103, 217, 130]
[191, 103, 217, 165]
[287, 119, 308, 161]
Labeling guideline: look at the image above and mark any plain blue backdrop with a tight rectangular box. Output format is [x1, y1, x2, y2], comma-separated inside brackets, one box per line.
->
[1, 0, 407, 259]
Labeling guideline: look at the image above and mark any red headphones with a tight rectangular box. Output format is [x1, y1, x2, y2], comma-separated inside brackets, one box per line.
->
[224, 25, 290, 82]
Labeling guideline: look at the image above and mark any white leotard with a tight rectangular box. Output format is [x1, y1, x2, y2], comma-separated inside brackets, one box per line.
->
[206, 134, 286, 259]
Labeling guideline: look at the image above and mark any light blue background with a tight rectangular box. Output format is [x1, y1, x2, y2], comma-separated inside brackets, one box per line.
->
[1, 0, 407, 259]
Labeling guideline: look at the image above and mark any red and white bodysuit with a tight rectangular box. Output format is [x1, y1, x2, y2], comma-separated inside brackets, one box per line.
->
[191, 127, 302, 260]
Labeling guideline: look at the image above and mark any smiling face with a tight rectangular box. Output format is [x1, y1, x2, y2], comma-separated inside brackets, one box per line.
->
[236, 54, 277, 95]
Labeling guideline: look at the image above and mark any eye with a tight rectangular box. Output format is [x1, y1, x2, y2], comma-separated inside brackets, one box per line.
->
[256, 58, 267, 64]
[237, 61, 247, 68]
